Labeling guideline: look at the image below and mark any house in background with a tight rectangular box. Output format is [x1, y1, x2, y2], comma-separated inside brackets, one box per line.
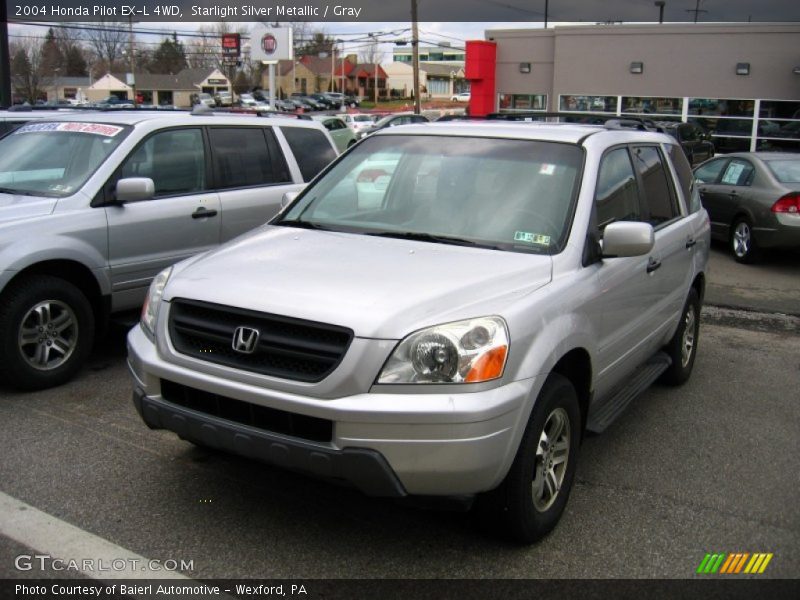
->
[86, 68, 231, 107]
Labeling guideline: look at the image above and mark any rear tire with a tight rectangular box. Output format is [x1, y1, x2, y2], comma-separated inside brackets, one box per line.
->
[731, 217, 760, 263]
[475, 373, 580, 544]
[659, 289, 700, 386]
[0, 275, 94, 390]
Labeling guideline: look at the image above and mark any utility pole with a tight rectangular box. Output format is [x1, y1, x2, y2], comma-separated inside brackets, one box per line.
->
[687, 0, 707, 23]
[411, 0, 421, 115]
[0, 0, 12, 107]
[128, 17, 137, 106]
[655, 1, 665, 24]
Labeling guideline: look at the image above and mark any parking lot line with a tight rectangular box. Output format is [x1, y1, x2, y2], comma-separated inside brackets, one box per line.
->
[0, 490, 189, 580]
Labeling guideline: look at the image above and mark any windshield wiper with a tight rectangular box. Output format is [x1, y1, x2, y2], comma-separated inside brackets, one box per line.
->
[365, 230, 500, 249]
[277, 219, 334, 231]
[0, 187, 41, 196]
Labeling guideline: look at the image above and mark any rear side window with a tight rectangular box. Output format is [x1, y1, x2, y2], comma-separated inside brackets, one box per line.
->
[595, 147, 641, 232]
[631, 146, 679, 226]
[667, 144, 699, 213]
[281, 127, 337, 181]
[720, 159, 754, 186]
[209, 127, 290, 189]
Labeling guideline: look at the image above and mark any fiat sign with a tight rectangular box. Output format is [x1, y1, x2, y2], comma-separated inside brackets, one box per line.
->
[249, 26, 293, 62]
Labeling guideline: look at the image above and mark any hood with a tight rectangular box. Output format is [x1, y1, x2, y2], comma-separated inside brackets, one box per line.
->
[0, 193, 57, 224]
[165, 226, 552, 339]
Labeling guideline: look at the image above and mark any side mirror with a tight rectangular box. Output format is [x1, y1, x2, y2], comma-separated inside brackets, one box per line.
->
[115, 177, 154, 203]
[281, 191, 299, 209]
[602, 222, 654, 258]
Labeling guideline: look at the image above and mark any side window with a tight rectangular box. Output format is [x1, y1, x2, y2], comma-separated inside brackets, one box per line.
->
[120, 128, 205, 197]
[720, 159, 755, 187]
[209, 127, 286, 189]
[595, 147, 641, 232]
[694, 158, 727, 184]
[281, 126, 337, 182]
[632, 146, 679, 226]
[667, 144, 700, 213]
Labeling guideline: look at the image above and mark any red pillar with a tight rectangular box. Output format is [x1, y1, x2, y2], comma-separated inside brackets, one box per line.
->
[465, 41, 497, 117]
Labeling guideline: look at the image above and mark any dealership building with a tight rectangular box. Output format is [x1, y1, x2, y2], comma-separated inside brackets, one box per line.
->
[466, 23, 800, 152]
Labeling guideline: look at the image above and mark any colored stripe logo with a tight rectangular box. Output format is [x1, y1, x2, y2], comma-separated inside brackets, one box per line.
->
[697, 552, 773, 574]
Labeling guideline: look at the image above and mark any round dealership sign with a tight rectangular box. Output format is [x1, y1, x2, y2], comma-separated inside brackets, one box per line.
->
[261, 34, 278, 55]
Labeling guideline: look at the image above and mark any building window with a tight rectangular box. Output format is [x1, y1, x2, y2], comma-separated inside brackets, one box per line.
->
[756, 100, 800, 152]
[621, 96, 682, 116]
[559, 95, 617, 113]
[499, 94, 548, 111]
[687, 98, 755, 117]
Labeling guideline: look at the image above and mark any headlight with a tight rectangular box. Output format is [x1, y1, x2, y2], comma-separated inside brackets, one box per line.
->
[377, 317, 509, 384]
[140, 266, 172, 338]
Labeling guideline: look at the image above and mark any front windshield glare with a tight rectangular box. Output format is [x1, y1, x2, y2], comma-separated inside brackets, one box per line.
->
[279, 134, 583, 254]
[0, 123, 129, 197]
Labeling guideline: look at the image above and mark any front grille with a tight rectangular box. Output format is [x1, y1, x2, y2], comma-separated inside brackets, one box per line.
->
[160, 379, 333, 443]
[169, 299, 353, 383]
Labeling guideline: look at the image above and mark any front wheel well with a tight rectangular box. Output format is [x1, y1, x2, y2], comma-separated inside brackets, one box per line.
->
[550, 349, 592, 435]
[4, 261, 109, 336]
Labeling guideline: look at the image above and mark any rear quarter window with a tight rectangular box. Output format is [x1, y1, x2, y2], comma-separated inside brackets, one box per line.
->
[667, 144, 699, 213]
[280, 126, 337, 182]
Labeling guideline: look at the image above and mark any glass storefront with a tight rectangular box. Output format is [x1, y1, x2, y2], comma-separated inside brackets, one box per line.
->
[524, 94, 800, 152]
[498, 94, 548, 111]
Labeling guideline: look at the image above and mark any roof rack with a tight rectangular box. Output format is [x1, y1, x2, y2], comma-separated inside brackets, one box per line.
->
[483, 111, 663, 131]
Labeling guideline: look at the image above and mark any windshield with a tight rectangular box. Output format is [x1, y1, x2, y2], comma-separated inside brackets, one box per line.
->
[277, 134, 583, 254]
[765, 158, 800, 184]
[353, 115, 373, 123]
[0, 122, 130, 197]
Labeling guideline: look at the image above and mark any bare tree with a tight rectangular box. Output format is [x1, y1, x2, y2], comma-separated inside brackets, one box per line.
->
[83, 20, 128, 73]
[359, 37, 385, 65]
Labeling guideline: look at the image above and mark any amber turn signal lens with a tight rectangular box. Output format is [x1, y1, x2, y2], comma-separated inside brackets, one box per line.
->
[465, 345, 508, 383]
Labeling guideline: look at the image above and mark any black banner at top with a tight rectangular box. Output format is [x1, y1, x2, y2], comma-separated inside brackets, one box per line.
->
[5, 0, 800, 23]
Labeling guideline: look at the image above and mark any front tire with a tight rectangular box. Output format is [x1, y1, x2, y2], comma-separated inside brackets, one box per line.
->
[659, 289, 700, 386]
[0, 275, 95, 390]
[476, 373, 580, 543]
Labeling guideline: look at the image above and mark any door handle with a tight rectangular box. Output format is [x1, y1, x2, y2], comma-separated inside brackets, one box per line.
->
[685, 238, 697, 249]
[192, 207, 218, 219]
[646, 258, 662, 273]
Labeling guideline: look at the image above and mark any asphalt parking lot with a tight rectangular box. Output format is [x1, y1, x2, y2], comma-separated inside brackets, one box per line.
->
[0, 246, 798, 587]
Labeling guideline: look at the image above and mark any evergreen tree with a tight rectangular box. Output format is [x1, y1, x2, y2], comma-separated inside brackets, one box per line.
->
[147, 36, 188, 74]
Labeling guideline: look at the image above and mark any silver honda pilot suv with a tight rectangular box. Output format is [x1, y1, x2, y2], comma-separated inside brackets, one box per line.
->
[0, 111, 337, 390]
[128, 120, 709, 542]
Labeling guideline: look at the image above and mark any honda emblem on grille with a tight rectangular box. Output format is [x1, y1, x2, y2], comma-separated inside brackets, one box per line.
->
[232, 326, 260, 354]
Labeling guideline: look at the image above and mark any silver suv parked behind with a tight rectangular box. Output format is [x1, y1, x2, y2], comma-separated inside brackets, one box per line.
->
[128, 120, 709, 542]
[0, 111, 338, 390]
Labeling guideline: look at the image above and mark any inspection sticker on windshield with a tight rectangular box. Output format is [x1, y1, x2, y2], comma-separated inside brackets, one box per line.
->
[539, 164, 557, 175]
[15, 122, 124, 137]
[514, 231, 551, 246]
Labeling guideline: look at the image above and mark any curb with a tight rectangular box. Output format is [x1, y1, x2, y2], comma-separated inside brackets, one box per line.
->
[701, 305, 800, 334]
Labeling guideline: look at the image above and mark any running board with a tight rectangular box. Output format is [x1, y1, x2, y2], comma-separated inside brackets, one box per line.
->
[586, 352, 672, 433]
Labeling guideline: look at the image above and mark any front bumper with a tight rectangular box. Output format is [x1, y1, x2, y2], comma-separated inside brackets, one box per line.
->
[128, 324, 535, 497]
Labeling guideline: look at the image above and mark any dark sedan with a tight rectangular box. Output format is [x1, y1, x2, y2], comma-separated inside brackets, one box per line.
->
[694, 152, 800, 263]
